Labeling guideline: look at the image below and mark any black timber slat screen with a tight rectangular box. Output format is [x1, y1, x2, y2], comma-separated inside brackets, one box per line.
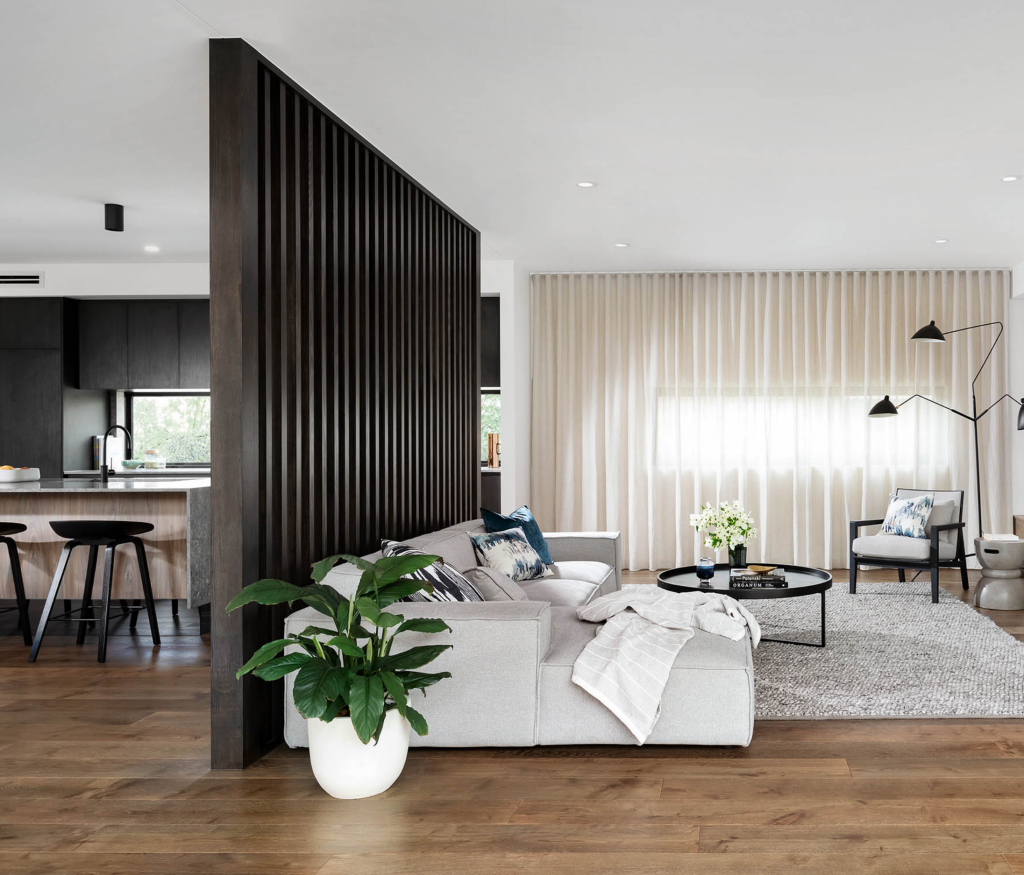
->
[210, 39, 480, 768]
[256, 65, 480, 583]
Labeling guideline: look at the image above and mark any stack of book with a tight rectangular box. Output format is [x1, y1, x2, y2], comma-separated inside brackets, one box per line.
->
[730, 566, 788, 588]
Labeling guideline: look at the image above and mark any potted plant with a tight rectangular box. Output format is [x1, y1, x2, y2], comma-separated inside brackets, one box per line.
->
[227, 552, 452, 798]
[690, 500, 758, 567]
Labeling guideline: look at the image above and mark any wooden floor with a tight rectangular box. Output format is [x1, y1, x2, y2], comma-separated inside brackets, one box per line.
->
[1, 570, 1023, 874]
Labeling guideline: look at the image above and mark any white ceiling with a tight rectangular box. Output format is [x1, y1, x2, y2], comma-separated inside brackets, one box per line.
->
[4, 0, 1024, 270]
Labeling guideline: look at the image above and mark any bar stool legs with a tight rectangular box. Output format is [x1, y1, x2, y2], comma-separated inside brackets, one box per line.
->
[30, 525, 160, 664]
[1, 534, 32, 646]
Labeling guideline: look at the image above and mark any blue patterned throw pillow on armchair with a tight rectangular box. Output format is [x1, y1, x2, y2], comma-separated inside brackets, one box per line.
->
[880, 493, 934, 539]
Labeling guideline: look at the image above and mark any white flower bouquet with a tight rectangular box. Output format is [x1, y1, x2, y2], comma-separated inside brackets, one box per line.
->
[689, 500, 758, 552]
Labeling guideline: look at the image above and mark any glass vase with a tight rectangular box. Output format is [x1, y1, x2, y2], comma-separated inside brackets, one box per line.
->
[728, 544, 747, 568]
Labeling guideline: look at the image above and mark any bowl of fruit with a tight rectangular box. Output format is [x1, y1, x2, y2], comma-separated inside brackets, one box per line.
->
[0, 466, 41, 483]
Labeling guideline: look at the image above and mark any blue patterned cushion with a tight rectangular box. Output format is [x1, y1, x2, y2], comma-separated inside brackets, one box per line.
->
[880, 494, 934, 539]
[469, 527, 554, 582]
[481, 505, 553, 565]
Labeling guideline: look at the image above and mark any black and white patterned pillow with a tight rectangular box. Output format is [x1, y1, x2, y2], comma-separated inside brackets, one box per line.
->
[380, 539, 484, 603]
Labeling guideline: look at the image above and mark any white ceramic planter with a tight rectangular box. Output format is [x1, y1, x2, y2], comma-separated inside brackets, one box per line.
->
[307, 710, 411, 799]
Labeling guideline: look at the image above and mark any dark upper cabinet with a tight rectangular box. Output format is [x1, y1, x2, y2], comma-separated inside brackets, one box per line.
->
[481, 296, 500, 387]
[78, 301, 128, 389]
[77, 299, 211, 390]
[0, 348, 63, 477]
[128, 301, 179, 389]
[0, 298, 63, 349]
[178, 300, 211, 389]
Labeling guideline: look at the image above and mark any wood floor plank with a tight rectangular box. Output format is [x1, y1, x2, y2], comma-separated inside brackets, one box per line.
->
[0, 852, 332, 875]
[698, 825, 1024, 854]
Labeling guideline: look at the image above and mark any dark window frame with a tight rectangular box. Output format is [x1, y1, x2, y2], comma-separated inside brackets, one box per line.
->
[125, 390, 212, 469]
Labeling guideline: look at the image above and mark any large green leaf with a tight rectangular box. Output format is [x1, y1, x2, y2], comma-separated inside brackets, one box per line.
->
[299, 583, 344, 619]
[347, 675, 386, 743]
[406, 705, 429, 736]
[253, 652, 312, 680]
[296, 625, 337, 639]
[225, 579, 305, 613]
[394, 618, 451, 635]
[325, 634, 365, 660]
[395, 670, 452, 691]
[311, 554, 345, 583]
[380, 670, 408, 718]
[235, 638, 292, 679]
[339, 553, 375, 573]
[355, 597, 404, 628]
[320, 696, 348, 723]
[375, 578, 432, 607]
[376, 645, 451, 672]
[371, 554, 441, 585]
[292, 659, 348, 720]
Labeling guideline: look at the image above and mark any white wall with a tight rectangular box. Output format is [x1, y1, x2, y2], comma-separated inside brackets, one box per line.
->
[482, 259, 532, 512]
[0, 262, 208, 298]
[1010, 263, 1024, 516]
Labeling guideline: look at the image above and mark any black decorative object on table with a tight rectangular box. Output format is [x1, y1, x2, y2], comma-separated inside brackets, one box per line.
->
[728, 544, 747, 568]
[659, 563, 832, 647]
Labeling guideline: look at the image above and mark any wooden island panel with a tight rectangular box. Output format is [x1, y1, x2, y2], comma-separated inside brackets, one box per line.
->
[0, 491, 190, 600]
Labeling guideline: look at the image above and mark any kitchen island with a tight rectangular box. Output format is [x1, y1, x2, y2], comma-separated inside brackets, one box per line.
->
[0, 478, 210, 608]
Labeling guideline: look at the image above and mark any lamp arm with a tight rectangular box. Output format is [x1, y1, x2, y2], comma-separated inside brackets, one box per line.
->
[942, 321, 1004, 394]
[975, 393, 1023, 421]
[896, 393, 974, 421]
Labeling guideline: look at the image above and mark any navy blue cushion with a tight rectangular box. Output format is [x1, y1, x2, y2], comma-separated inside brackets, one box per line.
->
[481, 505, 552, 565]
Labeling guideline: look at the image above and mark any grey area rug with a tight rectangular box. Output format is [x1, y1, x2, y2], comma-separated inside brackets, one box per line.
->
[749, 582, 1024, 719]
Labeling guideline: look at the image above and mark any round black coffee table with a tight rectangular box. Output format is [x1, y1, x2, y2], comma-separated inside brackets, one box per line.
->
[657, 563, 832, 647]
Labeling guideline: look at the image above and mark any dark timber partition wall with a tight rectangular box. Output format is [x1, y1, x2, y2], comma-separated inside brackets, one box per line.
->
[210, 39, 481, 768]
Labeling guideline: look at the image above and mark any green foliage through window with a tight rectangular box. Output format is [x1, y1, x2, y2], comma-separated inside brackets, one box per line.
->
[130, 394, 211, 464]
[481, 393, 501, 463]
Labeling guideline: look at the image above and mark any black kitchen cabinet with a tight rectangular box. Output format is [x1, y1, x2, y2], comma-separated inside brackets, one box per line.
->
[78, 300, 128, 389]
[0, 298, 62, 349]
[0, 349, 63, 477]
[77, 299, 211, 390]
[178, 300, 211, 389]
[128, 301, 179, 389]
[481, 296, 500, 387]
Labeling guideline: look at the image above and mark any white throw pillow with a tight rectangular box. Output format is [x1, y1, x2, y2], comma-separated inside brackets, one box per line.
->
[469, 526, 554, 581]
[880, 494, 934, 539]
[462, 566, 528, 601]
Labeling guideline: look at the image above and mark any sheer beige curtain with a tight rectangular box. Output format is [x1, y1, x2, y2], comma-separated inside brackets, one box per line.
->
[531, 271, 1012, 571]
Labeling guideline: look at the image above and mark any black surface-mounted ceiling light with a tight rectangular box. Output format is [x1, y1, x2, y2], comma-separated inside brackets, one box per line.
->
[104, 203, 124, 232]
[868, 395, 899, 417]
[911, 320, 946, 342]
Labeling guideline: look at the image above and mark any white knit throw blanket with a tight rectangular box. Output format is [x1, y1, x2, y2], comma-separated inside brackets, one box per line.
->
[572, 587, 761, 743]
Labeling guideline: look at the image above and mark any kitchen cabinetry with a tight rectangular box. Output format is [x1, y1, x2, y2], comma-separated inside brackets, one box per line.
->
[78, 299, 210, 390]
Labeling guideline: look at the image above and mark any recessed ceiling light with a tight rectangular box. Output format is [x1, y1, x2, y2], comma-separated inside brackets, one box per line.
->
[934, 239, 949, 244]
[1003, 176, 1019, 182]
[144, 245, 160, 253]
[614, 243, 629, 247]
[576, 181, 595, 188]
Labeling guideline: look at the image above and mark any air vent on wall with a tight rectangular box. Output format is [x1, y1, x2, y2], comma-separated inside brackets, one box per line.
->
[0, 273, 44, 287]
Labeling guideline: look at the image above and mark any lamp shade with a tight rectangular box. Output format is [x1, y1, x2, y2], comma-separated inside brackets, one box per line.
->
[911, 320, 946, 342]
[869, 395, 899, 417]
[1018, 399, 1024, 431]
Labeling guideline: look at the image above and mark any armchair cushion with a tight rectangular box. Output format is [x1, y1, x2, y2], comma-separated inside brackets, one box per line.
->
[926, 499, 957, 544]
[853, 534, 957, 562]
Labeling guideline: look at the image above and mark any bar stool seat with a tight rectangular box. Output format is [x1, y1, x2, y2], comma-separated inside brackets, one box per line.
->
[30, 520, 160, 663]
[0, 522, 32, 645]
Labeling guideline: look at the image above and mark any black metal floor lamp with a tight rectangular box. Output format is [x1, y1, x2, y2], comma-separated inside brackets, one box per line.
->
[869, 320, 1024, 537]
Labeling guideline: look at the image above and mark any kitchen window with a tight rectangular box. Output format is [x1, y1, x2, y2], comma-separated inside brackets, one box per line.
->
[126, 391, 211, 467]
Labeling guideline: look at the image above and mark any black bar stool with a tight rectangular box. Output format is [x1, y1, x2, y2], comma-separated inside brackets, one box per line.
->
[30, 521, 161, 663]
[0, 523, 32, 646]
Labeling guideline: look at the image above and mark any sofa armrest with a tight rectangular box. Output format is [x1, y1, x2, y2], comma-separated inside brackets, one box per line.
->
[544, 531, 622, 590]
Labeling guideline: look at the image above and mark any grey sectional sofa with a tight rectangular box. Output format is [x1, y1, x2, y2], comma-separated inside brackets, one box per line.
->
[283, 520, 754, 748]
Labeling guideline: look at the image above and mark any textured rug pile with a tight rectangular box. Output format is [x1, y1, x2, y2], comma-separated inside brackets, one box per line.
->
[750, 582, 1024, 719]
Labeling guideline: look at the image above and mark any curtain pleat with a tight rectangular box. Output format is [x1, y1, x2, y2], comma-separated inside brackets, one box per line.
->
[531, 270, 1012, 571]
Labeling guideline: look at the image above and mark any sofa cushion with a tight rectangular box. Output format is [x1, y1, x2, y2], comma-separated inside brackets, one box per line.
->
[548, 560, 613, 586]
[411, 531, 480, 570]
[470, 527, 553, 581]
[538, 607, 753, 745]
[463, 566, 528, 601]
[519, 578, 598, 606]
[381, 539, 483, 602]
[853, 534, 957, 562]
